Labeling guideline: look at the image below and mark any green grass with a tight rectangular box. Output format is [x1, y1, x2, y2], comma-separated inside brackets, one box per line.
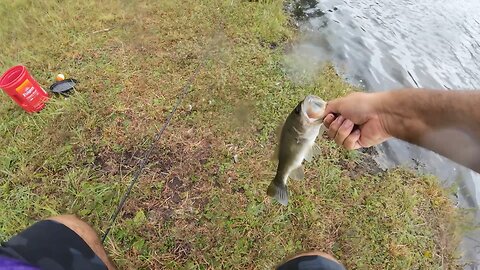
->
[0, 0, 462, 269]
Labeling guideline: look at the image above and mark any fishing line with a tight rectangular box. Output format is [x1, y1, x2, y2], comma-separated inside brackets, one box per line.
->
[101, 37, 215, 244]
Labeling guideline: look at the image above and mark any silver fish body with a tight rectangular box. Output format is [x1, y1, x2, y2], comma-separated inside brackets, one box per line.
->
[267, 95, 326, 205]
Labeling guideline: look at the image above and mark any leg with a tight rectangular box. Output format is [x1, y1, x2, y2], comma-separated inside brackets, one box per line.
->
[276, 251, 346, 270]
[47, 215, 116, 270]
[0, 215, 116, 270]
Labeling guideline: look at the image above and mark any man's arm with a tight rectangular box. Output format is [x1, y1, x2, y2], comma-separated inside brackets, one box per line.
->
[323, 89, 480, 173]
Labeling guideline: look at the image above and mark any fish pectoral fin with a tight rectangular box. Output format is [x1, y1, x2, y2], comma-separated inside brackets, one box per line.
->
[305, 144, 321, 162]
[289, 166, 305, 180]
[267, 182, 288, 206]
[312, 143, 322, 156]
[304, 150, 313, 162]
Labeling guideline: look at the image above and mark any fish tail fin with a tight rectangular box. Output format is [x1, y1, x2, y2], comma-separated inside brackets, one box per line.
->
[267, 181, 288, 206]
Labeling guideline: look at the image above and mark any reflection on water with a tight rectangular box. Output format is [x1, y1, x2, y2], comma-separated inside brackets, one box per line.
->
[289, 0, 480, 91]
[287, 0, 480, 268]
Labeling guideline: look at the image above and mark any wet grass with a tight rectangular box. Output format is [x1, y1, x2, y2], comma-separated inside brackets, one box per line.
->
[0, 0, 462, 269]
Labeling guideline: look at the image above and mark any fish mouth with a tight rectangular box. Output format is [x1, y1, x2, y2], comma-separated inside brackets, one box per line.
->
[302, 95, 326, 124]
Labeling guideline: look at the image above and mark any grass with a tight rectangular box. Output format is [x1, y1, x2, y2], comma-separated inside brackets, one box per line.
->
[0, 0, 462, 269]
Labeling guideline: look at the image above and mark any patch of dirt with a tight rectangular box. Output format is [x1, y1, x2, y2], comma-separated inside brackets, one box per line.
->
[89, 124, 223, 240]
[112, 127, 221, 227]
[122, 211, 134, 219]
[232, 186, 245, 194]
[167, 176, 184, 191]
[338, 147, 385, 179]
[171, 239, 192, 261]
[93, 149, 139, 175]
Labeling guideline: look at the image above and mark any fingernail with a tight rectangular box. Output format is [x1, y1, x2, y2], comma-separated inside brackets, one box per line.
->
[353, 129, 360, 135]
[337, 115, 344, 122]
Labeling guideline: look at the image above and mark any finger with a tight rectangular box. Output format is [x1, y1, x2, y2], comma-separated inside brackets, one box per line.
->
[334, 119, 354, 145]
[324, 99, 341, 116]
[327, 115, 344, 139]
[323, 114, 336, 128]
[343, 129, 362, 150]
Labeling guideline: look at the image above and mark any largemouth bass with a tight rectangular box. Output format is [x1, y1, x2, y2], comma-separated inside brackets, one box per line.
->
[267, 95, 326, 206]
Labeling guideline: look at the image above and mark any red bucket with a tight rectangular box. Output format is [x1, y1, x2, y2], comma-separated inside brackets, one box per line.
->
[0, 65, 49, 113]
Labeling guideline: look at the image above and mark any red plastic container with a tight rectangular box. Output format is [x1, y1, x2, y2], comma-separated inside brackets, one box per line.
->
[0, 65, 49, 113]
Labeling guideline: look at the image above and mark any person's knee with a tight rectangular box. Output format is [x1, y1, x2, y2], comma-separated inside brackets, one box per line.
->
[47, 215, 99, 242]
[47, 215, 116, 270]
[47, 214, 105, 258]
[47, 214, 87, 227]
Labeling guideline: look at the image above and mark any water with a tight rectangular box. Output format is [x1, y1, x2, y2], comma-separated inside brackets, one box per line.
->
[287, 0, 480, 268]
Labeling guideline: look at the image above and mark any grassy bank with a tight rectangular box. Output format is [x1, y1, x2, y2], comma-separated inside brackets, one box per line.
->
[0, 0, 461, 269]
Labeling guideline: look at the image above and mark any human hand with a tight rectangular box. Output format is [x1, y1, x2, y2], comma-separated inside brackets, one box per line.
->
[322, 92, 391, 150]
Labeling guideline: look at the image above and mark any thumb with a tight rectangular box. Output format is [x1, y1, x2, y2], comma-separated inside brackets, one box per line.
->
[324, 98, 342, 118]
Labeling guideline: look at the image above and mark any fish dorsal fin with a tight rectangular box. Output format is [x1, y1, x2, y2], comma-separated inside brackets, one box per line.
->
[272, 144, 279, 161]
[275, 121, 284, 140]
[271, 122, 285, 161]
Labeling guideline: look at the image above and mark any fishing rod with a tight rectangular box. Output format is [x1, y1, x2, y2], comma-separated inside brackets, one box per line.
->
[101, 36, 216, 243]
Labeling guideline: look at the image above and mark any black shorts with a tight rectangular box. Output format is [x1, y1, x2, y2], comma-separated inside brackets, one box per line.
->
[0, 220, 107, 270]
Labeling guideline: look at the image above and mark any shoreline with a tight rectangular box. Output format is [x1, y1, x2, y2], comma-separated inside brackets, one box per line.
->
[0, 1, 462, 268]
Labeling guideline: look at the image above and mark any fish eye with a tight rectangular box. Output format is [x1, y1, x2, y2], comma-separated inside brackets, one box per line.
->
[312, 100, 324, 108]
